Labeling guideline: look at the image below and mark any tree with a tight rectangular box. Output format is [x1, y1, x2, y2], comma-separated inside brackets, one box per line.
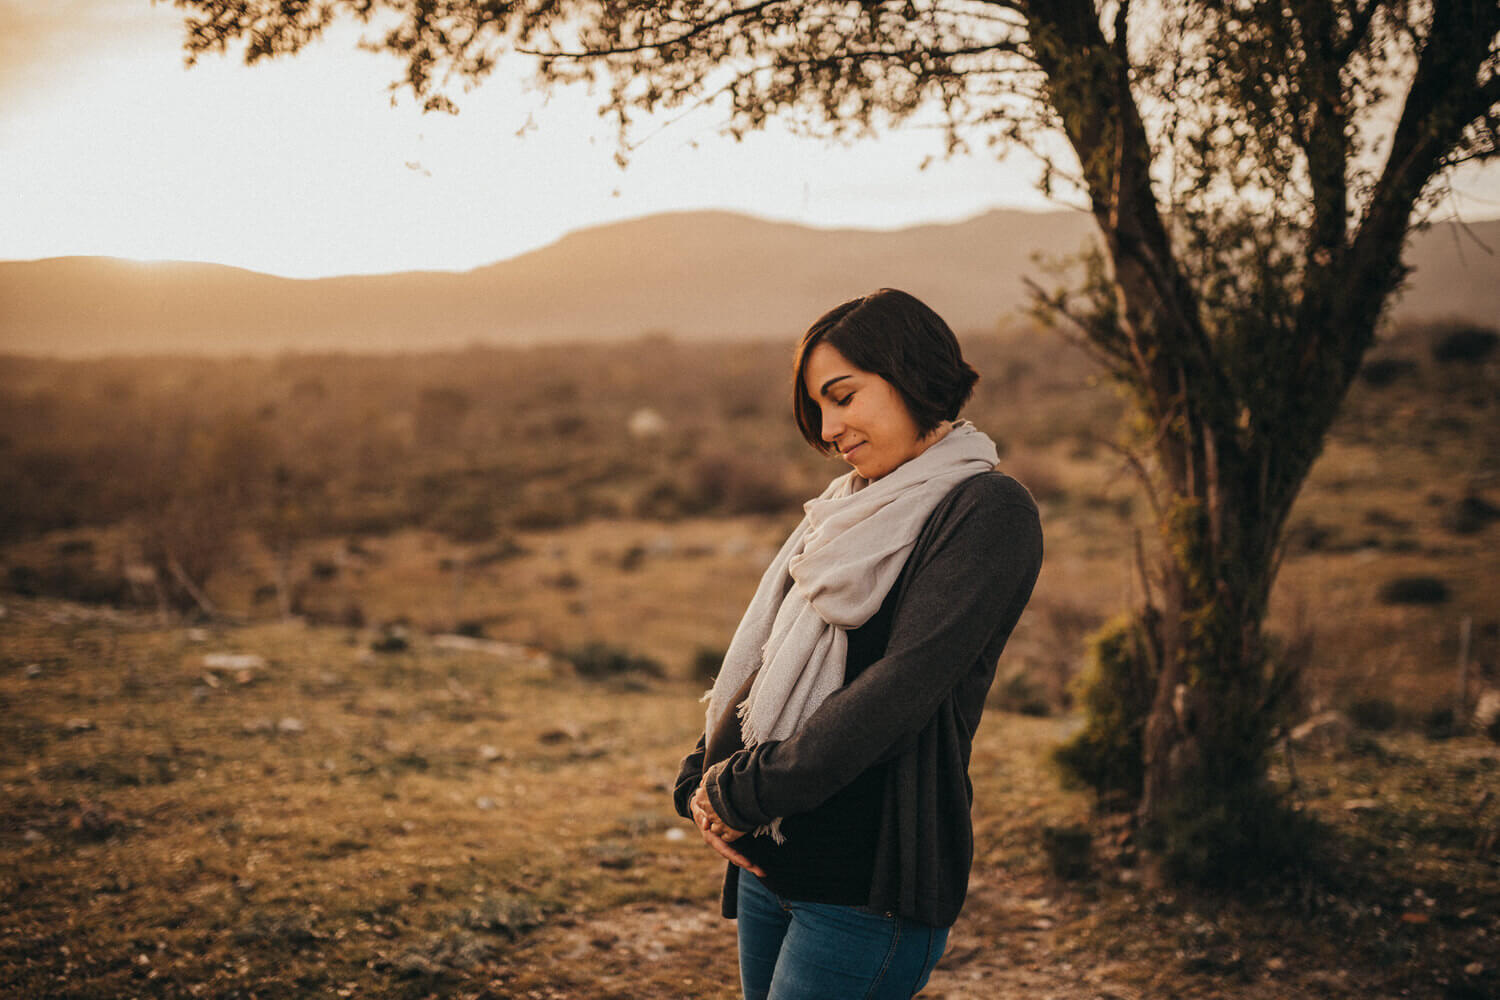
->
[172, 0, 1500, 877]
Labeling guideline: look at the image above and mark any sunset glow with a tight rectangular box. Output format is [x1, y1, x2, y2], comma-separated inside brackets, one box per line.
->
[4, 2, 1498, 280]
[0, 2, 1062, 279]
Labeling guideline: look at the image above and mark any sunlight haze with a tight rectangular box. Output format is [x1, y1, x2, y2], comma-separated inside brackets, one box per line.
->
[1, 0, 1066, 279]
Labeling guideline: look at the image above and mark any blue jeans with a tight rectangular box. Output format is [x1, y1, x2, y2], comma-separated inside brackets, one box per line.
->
[736, 873, 949, 1000]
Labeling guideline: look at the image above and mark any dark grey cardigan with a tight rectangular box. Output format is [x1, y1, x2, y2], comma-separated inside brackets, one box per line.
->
[674, 470, 1043, 928]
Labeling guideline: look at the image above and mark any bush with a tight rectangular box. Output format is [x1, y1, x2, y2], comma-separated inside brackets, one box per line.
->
[6, 562, 127, 606]
[1431, 325, 1499, 364]
[1443, 494, 1500, 535]
[1423, 705, 1458, 741]
[565, 642, 663, 680]
[1148, 780, 1322, 890]
[690, 455, 798, 516]
[432, 493, 500, 543]
[1377, 576, 1451, 605]
[1358, 357, 1420, 386]
[990, 671, 1054, 717]
[1347, 696, 1399, 732]
[1041, 824, 1093, 879]
[690, 647, 724, 685]
[1052, 612, 1160, 801]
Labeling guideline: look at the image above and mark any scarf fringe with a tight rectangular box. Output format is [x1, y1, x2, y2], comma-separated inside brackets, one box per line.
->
[736, 699, 787, 842]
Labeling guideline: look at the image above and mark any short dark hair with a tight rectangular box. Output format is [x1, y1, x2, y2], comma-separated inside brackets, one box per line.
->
[791, 288, 979, 452]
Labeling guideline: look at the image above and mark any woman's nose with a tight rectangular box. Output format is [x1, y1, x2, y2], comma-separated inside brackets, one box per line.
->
[821, 410, 843, 443]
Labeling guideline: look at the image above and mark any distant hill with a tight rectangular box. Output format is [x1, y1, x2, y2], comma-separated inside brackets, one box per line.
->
[1, 210, 1496, 356]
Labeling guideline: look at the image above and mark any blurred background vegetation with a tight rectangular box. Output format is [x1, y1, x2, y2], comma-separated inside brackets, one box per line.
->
[3, 318, 1495, 720]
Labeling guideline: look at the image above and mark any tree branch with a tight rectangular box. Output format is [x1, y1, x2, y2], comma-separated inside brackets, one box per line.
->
[517, 0, 787, 58]
[1022, 1, 1242, 497]
[1334, 0, 1382, 61]
[1348, 0, 1500, 343]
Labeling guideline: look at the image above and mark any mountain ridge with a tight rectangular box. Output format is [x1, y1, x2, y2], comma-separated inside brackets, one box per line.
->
[2, 209, 1494, 356]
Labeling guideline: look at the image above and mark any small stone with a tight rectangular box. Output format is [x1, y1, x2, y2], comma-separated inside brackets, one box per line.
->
[478, 744, 504, 762]
[627, 407, 667, 439]
[203, 653, 267, 671]
[185, 628, 210, 642]
[1343, 798, 1380, 812]
[1290, 710, 1352, 753]
[1464, 962, 1484, 976]
[664, 827, 688, 842]
[24, 663, 41, 678]
[1475, 689, 1500, 731]
[65, 717, 96, 732]
[476, 797, 496, 811]
[1266, 957, 1286, 971]
[276, 717, 305, 733]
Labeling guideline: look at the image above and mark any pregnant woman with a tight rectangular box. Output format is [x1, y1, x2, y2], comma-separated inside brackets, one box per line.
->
[673, 288, 1044, 999]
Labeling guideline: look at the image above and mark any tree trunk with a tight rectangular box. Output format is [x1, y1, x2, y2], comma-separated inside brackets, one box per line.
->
[1128, 397, 1310, 878]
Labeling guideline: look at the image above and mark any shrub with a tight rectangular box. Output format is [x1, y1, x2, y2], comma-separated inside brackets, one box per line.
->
[1377, 576, 1451, 605]
[1358, 357, 1420, 386]
[990, 671, 1054, 717]
[1443, 494, 1500, 535]
[1347, 696, 1399, 732]
[690, 647, 724, 684]
[565, 642, 663, 680]
[6, 562, 127, 606]
[1041, 824, 1093, 879]
[691, 455, 798, 516]
[1052, 612, 1160, 801]
[1148, 780, 1322, 890]
[432, 493, 500, 543]
[1431, 325, 1499, 364]
[1423, 705, 1458, 741]
[371, 627, 409, 653]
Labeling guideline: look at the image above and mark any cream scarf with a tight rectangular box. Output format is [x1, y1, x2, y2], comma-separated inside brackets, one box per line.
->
[704, 421, 999, 835]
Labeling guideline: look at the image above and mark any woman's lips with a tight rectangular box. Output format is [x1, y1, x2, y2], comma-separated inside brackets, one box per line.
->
[841, 442, 865, 460]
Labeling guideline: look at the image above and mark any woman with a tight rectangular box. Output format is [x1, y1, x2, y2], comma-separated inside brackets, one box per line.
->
[672, 289, 1044, 1000]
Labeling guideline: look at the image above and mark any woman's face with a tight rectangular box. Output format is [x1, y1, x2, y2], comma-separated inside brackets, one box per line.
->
[802, 341, 943, 481]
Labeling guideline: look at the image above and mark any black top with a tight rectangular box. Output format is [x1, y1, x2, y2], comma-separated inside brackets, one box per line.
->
[730, 577, 902, 902]
[674, 470, 1043, 927]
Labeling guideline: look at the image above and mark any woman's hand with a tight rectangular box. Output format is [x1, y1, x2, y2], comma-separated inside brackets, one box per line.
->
[690, 782, 766, 877]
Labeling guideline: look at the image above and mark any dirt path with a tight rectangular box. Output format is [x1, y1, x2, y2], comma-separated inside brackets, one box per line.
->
[502, 874, 1137, 1000]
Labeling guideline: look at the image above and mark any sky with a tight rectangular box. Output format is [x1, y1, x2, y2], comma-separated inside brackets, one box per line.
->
[2, 1, 1497, 280]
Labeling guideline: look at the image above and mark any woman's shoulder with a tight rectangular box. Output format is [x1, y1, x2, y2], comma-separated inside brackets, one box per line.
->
[913, 469, 1043, 561]
[940, 468, 1040, 519]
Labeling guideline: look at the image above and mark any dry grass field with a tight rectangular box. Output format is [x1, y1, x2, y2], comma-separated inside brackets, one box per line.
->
[1, 597, 1496, 999]
[2, 324, 1498, 997]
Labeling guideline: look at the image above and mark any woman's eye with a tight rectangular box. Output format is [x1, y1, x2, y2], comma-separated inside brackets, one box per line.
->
[835, 394, 853, 406]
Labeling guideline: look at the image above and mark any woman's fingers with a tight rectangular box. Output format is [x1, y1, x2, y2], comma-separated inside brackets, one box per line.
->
[702, 826, 766, 877]
[690, 786, 714, 829]
[692, 784, 737, 836]
[688, 786, 763, 875]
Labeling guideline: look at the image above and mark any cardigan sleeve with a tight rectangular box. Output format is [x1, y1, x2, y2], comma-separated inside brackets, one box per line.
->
[672, 734, 707, 820]
[704, 474, 1042, 833]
